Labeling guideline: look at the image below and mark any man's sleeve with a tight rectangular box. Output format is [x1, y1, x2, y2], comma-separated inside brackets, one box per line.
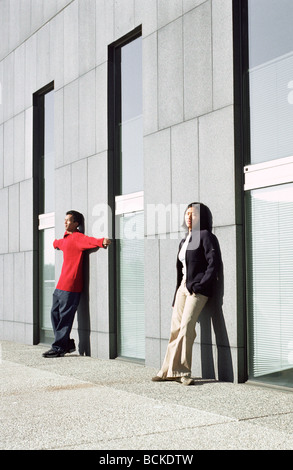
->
[78, 234, 105, 250]
[53, 239, 64, 250]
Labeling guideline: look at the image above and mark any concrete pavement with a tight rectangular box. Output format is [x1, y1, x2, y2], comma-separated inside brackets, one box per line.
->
[1, 340, 293, 451]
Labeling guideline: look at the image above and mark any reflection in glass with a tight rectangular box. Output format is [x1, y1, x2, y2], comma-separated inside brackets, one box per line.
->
[43, 90, 55, 213]
[119, 37, 143, 195]
[248, 0, 293, 69]
[39, 228, 55, 342]
[248, 0, 293, 164]
[116, 211, 144, 360]
[246, 183, 293, 387]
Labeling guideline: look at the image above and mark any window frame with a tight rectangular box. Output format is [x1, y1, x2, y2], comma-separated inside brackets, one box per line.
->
[33, 81, 55, 344]
[108, 27, 143, 361]
[239, 0, 293, 388]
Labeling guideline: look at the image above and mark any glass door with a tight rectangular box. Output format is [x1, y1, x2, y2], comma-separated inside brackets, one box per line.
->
[245, 0, 293, 387]
[39, 225, 55, 343]
[34, 87, 55, 344]
[116, 208, 144, 360]
[246, 184, 293, 386]
[110, 32, 144, 361]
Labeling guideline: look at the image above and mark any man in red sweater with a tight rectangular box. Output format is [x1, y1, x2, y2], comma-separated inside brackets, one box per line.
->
[43, 210, 111, 358]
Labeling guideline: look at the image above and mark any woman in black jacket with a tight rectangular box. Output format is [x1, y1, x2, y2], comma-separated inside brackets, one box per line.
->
[152, 202, 220, 385]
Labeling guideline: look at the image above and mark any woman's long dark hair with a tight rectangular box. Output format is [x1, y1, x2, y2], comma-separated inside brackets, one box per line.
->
[183, 202, 213, 232]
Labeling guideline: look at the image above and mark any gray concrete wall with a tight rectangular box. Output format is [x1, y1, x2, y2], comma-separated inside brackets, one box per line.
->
[0, 0, 244, 381]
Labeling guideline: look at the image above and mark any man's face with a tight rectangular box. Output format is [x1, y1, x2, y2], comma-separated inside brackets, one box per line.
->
[64, 214, 79, 233]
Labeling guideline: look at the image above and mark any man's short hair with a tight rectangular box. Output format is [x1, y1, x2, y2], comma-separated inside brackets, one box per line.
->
[66, 210, 83, 227]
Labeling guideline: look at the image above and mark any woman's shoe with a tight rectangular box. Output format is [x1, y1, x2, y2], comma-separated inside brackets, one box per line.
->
[151, 375, 165, 382]
[180, 376, 194, 385]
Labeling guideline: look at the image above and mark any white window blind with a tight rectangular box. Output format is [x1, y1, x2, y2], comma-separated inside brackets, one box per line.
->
[247, 184, 293, 378]
[117, 211, 145, 360]
[39, 227, 55, 339]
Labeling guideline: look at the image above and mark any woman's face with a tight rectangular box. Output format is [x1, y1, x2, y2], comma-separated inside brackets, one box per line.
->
[185, 206, 200, 231]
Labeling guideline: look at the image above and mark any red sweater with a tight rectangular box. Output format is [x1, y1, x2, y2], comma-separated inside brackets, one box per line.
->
[53, 231, 105, 293]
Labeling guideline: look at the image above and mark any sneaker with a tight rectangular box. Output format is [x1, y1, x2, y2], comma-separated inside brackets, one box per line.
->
[42, 348, 65, 358]
[180, 376, 194, 386]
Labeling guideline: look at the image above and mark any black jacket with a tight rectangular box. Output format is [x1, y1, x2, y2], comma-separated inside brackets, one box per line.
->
[173, 229, 220, 305]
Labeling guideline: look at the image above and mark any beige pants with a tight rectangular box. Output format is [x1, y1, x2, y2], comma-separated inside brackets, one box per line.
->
[158, 280, 208, 379]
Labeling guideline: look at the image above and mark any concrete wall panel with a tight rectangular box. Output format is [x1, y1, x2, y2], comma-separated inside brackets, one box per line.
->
[158, 18, 183, 129]
[183, 0, 207, 14]
[159, 238, 178, 339]
[14, 44, 25, 116]
[50, 12, 65, 92]
[3, 254, 14, 322]
[199, 106, 235, 227]
[144, 128, 171, 210]
[25, 36, 37, 110]
[0, 256, 3, 321]
[24, 251, 34, 325]
[14, 252, 25, 323]
[158, 0, 182, 29]
[114, 0, 135, 41]
[79, 69, 96, 159]
[64, 1, 79, 85]
[3, 118, 14, 187]
[95, 63, 108, 155]
[13, 112, 25, 184]
[0, 124, 3, 188]
[36, 24, 51, 91]
[212, 0, 233, 109]
[54, 89, 64, 168]
[71, 158, 88, 217]
[79, 0, 96, 76]
[183, 1, 212, 119]
[135, 0, 157, 37]
[142, 32, 158, 136]
[0, 188, 9, 254]
[24, 108, 33, 180]
[95, 0, 114, 66]
[171, 118, 199, 207]
[64, 80, 79, 164]
[19, 179, 33, 252]
[3, 54, 14, 123]
[88, 152, 108, 238]
[144, 238, 160, 340]
[8, 184, 19, 253]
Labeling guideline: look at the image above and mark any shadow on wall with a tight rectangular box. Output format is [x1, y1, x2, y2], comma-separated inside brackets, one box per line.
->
[77, 251, 91, 356]
[74, 214, 96, 357]
[199, 236, 234, 382]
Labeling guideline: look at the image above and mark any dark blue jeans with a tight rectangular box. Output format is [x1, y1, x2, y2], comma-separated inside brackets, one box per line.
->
[51, 289, 81, 353]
